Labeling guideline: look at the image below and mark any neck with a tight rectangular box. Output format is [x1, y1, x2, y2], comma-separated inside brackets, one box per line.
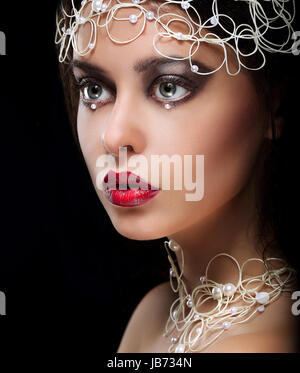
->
[167, 173, 269, 295]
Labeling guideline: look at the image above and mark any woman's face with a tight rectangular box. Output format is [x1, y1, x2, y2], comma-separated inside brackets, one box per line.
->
[72, 3, 269, 241]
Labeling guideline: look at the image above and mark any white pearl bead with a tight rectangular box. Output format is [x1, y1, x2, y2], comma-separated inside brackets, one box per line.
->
[91, 104, 97, 110]
[186, 298, 193, 308]
[129, 14, 138, 23]
[168, 239, 181, 252]
[89, 43, 95, 49]
[173, 310, 177, 319]
[169, 268, 176, 277]
[175, 344, 185, 353]
[255, 292, 270, 304]
[200, 276, 206, 284]
[101, 3, 108, 11]
[81, 0, 87, 6]
[199, 276, 206, 284]
[181, 1, 190, 10]
[175, 32, 183, 40]
[171, 337, 178, 344]
[146, 11, 155, 21]
[212, 286, 222, 300]
[210, 16, 218, 26]
[230, 306, 237, 314]
[66, 28, 71, 35]
[257, 305, 265, 312]
[223, 283, 236, 297]
[92, 0, 103, 12]
[165, 103, 171, 110]
[222, 321, 231, 330]
[191, 64, 199, 73]
[194, 314, 200, 320]
[78, 16, 86, 24]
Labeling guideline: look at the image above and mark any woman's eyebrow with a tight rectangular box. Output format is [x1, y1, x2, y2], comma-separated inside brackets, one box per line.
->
[133, 56, 211, 74]
[71, 59, 110, 78]
[71, 56, 211, 77]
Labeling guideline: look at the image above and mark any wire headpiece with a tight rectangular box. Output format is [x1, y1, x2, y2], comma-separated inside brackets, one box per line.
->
[55, 0, 296, 76]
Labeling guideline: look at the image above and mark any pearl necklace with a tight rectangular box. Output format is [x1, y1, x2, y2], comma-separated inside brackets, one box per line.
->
[163, 239, 297, 353]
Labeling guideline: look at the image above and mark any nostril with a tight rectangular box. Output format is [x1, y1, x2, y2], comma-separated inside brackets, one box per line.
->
[123, 145, 134, 152]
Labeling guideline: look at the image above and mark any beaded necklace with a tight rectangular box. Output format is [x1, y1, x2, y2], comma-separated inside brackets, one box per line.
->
[163, 239, 297, 353]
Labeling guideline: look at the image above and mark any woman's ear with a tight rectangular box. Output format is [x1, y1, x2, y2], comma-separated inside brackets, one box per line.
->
[265, 83, 285, 141]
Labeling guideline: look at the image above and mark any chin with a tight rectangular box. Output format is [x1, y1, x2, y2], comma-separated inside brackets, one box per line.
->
[113, 223, 161, 241]
[108, 215, 166, 241]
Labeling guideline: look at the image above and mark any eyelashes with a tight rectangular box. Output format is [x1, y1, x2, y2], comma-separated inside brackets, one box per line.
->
[74, 78, 114, 108]
[73, 74, 201, 111]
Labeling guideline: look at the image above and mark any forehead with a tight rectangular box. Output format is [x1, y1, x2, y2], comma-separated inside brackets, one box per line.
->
[73, 0, 227, 70]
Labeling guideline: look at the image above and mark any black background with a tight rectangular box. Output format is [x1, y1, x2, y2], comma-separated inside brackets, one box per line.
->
[1, 0, 300, 361]
[0, 0, 168, 354]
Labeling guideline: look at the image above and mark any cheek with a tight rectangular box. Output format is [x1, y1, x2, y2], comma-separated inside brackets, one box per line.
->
[78, 107, 96, 152]
[77, 107, 103, 181]
[201, 85, 265, 199]
[152, 77, 265, 221]
[152, 85, 264, 181]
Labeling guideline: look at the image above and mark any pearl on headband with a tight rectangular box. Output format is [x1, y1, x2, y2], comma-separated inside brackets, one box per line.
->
[55, 0, 297, 76]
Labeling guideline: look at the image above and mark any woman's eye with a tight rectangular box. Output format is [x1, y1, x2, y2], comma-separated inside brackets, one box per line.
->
[76, 75, 194, 110]
[83, 83, 112, 102]
[155, 81, 188, 100]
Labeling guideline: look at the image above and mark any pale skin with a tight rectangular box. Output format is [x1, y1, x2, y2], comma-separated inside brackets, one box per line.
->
[70, 1, 300, 352]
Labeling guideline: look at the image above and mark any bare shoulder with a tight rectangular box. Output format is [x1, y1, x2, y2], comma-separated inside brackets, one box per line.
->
[117, 281, 172, 353]
[205, 330, 299, 353]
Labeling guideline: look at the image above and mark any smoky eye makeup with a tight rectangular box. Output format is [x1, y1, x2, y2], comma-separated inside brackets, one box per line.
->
[73, 76, 115, 108]
[140, 57, 212, 86]
[146, 73, 209, 107]
[72, 64, 211, 111]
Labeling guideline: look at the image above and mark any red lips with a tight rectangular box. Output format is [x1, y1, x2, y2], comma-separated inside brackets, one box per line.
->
[102, 171, 160, 207]
[103, 171, 158, 191]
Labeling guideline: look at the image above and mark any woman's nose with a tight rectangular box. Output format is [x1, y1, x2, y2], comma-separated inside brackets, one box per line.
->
[101, 92, 146, 157]
[101, 132, 133, 156]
